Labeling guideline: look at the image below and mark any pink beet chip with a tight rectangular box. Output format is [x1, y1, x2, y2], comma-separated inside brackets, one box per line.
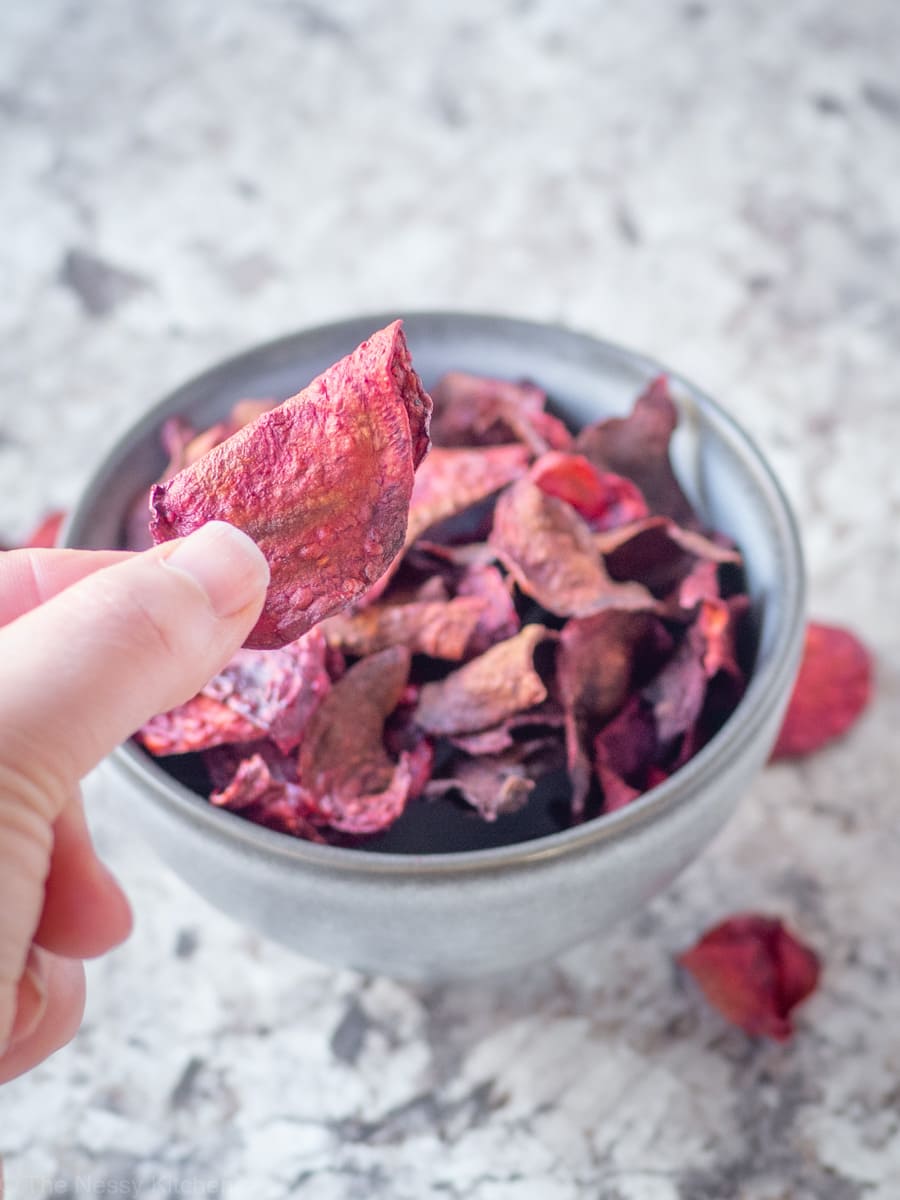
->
[679, 914, 821, 1041]
[149, 322, 432, 649]
[771, 621, 873, 759]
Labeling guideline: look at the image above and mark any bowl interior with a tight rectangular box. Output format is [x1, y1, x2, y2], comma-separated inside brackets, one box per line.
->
[66, 313, 805, 862]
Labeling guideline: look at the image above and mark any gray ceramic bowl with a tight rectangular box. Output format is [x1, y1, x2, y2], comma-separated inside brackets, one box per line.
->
[67, 313, 805, 981]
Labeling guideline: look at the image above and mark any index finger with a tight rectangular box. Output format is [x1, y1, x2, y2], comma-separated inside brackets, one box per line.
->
[0, 549, 133, 627]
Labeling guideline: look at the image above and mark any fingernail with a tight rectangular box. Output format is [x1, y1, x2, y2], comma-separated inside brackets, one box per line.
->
[9, 947, 50, 1047]
[163, 522, 270, 618]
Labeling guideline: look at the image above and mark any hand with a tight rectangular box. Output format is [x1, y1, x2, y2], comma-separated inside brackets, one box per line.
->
[0, 521, 269, 1085]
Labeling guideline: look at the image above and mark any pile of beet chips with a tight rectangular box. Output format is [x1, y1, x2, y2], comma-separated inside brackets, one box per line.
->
[135, 328, 755, 850]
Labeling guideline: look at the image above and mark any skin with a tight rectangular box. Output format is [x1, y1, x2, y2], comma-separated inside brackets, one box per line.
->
[0, 524, 270, 1096]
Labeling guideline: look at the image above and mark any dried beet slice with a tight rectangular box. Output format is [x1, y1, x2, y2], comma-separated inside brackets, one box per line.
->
[137, 693, 261, 756]
[529, 452, 649, 531]
[454, 562, 521, 656]
[596, 516, 739, 597]
[320, 595, 486, 661]
[679, 914, 821, 1041]
[490, 479, 654, 618]
[770, 621, 873, 759]
[405, 444, 532, 546]
[22, 510, 66, 549]
[426, 756, 535, 821]
[298, 645, 414, 834]
[415, 624, 554, 736]
[575, 376, 699, 528]
[593, 695, 661, 812]
[429, 371, 572, 452]
[559, 611, 671, 815]
[208, 742, 325, 841]
[150, 322, 432, 648]
[202, 627, 330, 753]
[448, 702, 564, 756]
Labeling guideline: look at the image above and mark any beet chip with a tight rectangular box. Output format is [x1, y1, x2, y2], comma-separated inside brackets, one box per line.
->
[596, 517, 739, 597]
[405, 444, 531, 546]
[529, 452, 649, 531]
[320, 596, 486, 661]
[558, 611, 669, 815]
[448, 703, 564, 756]
[138, 629, 330, 756]
[138, 694, 261, 756]
[771, 621, 873, 759]
[593, 695, 661, 812]
[426, 755, 535, 821]
[575, 376, 699, 528]
[202, 627, 331, 753]
[490, 479, 654, 618]
[679, 914, 821, 1041]
[22, 510, 66, 549]
[150, 322, 432, 648]
[298, 645, 414, 834]
[453, 562, 520, 656]
[430, 371, 572, 453]
[209, 743, 325, 841]
[415, 624, 553, 736]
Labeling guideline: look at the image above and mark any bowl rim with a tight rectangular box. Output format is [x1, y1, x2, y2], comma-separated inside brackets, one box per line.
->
[68, 310, 806, 878]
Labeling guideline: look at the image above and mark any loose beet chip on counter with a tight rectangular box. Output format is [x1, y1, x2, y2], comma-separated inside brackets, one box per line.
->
[679, 914, 821, 1041]
[150, 321, 432, 648]
[134, 353, 768, 849]
[771, 621, 873, 759]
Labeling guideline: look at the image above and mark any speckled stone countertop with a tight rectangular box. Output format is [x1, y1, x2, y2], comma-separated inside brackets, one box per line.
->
[2, 1, 899, 1196]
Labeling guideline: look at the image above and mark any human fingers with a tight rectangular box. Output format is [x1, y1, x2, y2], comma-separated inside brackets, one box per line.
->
[33, 793, 133, 959]
[0, 951, 85, 1085]
[0, 521, 269, 1049]
[0, 548, 131, 627]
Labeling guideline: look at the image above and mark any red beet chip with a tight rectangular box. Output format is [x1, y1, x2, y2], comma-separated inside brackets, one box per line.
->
[529, 452, 649, 531]
[209, 743, 325, 841]
[298, 645, 414, 834]
[138, 693, 261, 756]
[414, 624, 554, 737]
[137, 629, 331, 756]
[405, 444, 531, 547]
[320, 595, 487, 661]
[558, 611, 670, 815]
[679, 914, 821, 1041]
[202, 627, 331, 753]
[575, 376, 699, 528]
[596, 516, 739, 598]
[448, 702, 564, 756]
[593, 695, 660, 812]
[430, 371, 572, 453]
[150, 322, 432, 649]
[426, 755, 535, 821]
[771, 621, 873, 759]
[490, 479, 654, 618]
[21, 510, 67, 548]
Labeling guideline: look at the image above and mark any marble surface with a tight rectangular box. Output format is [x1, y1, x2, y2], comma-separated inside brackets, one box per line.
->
[1, 0, 899, 1195]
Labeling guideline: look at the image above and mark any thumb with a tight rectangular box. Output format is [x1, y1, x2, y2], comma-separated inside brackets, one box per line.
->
[0, 520, 270, 810]
[0, 520, 269, 1046]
